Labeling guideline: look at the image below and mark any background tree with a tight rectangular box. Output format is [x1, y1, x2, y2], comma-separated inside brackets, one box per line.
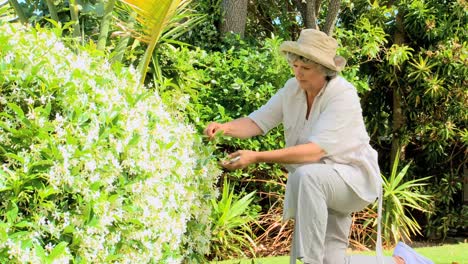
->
[292, 0, 340, 35]
[97, 0, 116, 50]
[69, 0, 81, 38]
[390, 2, 409, 168]
[293, 0, 319, 29]
[246, 0, 300, 40]
[44, 0, 59, 21]
[220, 0, 248, 37]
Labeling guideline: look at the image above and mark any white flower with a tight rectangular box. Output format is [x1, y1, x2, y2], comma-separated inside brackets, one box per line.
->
[26, 109, 36, 120]
[45, 243, 54, 252]
[55, 113, 64, 123]
[4, 52, 14, 63]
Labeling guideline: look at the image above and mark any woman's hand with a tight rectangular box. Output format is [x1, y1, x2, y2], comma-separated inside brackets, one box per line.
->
[221, 150, 258, 170]
[204, 118, 263, 140]
[204, 122, 224, 140]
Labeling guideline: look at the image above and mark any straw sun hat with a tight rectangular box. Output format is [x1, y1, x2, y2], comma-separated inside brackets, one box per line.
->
[280, 29, 346, 72]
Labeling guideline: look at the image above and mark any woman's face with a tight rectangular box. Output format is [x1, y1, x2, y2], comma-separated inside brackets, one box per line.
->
[292, 60, 326, 91]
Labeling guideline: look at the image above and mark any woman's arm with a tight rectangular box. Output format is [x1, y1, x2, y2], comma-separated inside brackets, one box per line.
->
[204, 117, 263, 139]
[222, 142, 325, 170]
[256, 142, 325, 164]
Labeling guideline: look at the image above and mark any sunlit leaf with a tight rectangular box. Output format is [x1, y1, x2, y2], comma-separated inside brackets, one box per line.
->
[118, 0, 188, 84]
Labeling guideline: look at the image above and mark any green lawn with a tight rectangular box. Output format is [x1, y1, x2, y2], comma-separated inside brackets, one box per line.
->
[212, 243, 468, 264]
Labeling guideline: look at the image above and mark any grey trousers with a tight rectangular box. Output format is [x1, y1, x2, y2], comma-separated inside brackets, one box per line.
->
[286, 164, 371, 264]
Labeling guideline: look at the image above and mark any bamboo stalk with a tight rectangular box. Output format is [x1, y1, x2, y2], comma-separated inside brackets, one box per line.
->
[97, 0, 116, 51]
[69, 0, 81, 38]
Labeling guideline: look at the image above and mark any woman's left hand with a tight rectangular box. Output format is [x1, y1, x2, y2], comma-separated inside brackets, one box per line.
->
[220, 150, 258, 170]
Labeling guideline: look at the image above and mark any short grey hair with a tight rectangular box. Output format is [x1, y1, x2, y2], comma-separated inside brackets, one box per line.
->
[285, 52, 337, 80]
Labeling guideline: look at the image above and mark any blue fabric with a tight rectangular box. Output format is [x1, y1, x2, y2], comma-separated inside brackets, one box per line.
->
[393, 242, 434, 264]
[346, 255, 395, 264]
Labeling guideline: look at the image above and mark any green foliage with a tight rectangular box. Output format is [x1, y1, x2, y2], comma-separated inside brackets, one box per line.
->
[355, 17, 388, 59]
[352, 152, 434, 248]
[386, 44, 414, 68]
[378, 152, 433, 245]
[0, 22, 220, 263]
[426, 172, 467, 240]
[209, 177, 259, 260]
[176, 0, 222, 50]
[339, 0, 467, 239]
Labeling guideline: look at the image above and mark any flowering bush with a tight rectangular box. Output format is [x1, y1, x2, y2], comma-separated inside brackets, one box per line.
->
[0, 22, 220, 263]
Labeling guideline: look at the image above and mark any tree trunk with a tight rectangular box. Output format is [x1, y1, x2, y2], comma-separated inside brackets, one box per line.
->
[293, 0, 306, 27]
[8, 0, 27, 23]
[45, 0, 59, 21]
[323, 0, 340, 35]
[305, 0, 318, 29]
[293, 0, 324, 29]
[220, 0, 248, 37]
[97, 0, 116, 51]
[390, 8, 407, 169]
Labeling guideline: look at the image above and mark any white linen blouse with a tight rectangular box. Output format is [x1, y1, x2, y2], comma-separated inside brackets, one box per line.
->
[248, 76, 382, 218]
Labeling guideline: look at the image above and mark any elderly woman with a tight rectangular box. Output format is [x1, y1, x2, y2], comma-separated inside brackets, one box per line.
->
[204, 29, 382, 264]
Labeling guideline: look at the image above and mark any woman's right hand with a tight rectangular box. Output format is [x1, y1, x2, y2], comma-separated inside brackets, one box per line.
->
[220, 150, 258, 170]
[204, 122, 224, 140]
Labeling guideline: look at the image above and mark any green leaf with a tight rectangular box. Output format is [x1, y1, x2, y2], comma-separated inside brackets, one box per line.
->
[63, 225, 75, 234]
[47, 242, 68, 261]
[35, 244, 47, 260]
[0, 222, 9, 242]
[14, 221, 33, 228]
[378, 150, 434, 243]
[38, 186, 60, 200]
[6, 202, 18, 223]
[7, 103, 25, 119]
[386, 44, 414, 68]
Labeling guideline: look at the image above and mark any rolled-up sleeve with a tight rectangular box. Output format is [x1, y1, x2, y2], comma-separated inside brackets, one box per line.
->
[308, 88, 364, 155]
[248, 88, 284, 135]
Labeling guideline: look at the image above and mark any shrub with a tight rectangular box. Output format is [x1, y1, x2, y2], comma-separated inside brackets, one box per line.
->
[0, 22, 220, 263]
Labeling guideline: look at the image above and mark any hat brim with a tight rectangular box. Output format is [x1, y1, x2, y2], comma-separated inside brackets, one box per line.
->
[280, 41, 346, 72]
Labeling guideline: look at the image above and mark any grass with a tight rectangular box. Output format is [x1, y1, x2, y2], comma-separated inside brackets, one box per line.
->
[211, 243, 468, 264]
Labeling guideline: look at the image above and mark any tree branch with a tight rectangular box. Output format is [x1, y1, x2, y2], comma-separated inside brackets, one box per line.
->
[323, 0, 340, 35]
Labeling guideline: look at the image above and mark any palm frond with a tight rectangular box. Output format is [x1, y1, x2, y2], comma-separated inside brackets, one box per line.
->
[159, 1, 205, 43]
[377, 150, 435, 245]
[119, 0, 187, 84]
[122, 0, 183, 43]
